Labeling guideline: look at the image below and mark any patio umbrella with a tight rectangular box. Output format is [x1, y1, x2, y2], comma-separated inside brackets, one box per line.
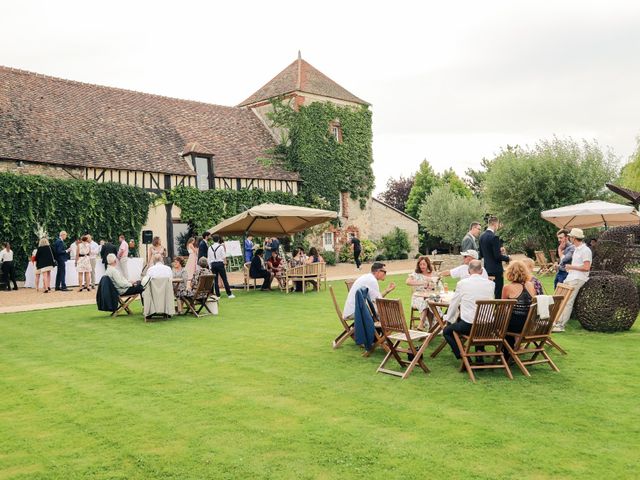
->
[208, 203, 338, 236]
[606, 183, 640, 207]
[541, 200, 640, 229]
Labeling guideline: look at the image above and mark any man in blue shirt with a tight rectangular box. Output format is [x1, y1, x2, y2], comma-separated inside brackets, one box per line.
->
[244, 235, 254, 263]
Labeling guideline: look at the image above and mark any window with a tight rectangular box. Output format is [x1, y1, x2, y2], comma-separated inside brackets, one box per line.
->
[329, 121, 342, 143]
[323, 232, 334, 251]
[172, 222, 190, 256]
[193, 156, 211, 190]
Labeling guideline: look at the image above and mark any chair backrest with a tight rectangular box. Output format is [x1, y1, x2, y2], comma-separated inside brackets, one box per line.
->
[534, 250, 549, 265]
[553, 283, 575, 320]
[287, 265, 305, 276]
[243, 262, 250, 277]
[548, 249, 558, 263]
[304, 263, 320, 275]
[376, 298, 410, 336]
[468, 299, 516, 341]
[345, 280, 354, 291]
[194, 274, 215, 299]
[519, 295, 564, 342]
[329, 285, 351, 329]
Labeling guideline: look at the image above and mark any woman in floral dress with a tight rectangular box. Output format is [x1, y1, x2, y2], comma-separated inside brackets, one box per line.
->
[405, 256, 436, 328]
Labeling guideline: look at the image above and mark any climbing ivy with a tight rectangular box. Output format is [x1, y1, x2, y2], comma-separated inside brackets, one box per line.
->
[268, 99, 374, 210]
[0, 172, 152, 279]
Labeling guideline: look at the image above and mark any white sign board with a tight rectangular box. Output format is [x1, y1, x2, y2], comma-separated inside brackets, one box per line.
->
[224, 240, 242, 257]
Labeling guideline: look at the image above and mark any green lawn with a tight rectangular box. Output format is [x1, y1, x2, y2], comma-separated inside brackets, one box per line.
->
[0, 274, 638, 479]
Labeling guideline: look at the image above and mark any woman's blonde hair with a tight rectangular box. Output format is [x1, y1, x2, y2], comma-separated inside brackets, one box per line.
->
[522, 257, 536, 272]
[38, 237, 49, 247]
[505, 260, 530, 284]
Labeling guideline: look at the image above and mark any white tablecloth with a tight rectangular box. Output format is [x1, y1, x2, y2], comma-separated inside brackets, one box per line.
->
[25, 258, 144, 288]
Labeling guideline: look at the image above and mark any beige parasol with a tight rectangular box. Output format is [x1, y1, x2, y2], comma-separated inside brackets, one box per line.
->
[208, 203, 338, 236]
[541, 200, 640, 229]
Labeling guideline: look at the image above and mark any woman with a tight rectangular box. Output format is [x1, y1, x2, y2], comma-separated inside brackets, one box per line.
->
[147, 236, 167, 267]
[180, 257, 213, 301]
[502, 260, 537, 359]
[405, 256, 435, 328]
[172, 257, 189, 314]
[290, 247, 306, 267]
[75, 235, 92, 291]
[185, 237, 197, 282]
[305, 247, 324, 264]
[1, 242, 18, 291]
[35, 237, 56, 293]
[267, 251, 286, 289]
[522, 257, 545, 295]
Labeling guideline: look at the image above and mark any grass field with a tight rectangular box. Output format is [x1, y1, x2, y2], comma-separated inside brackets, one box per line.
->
[1, 274, 638, 479]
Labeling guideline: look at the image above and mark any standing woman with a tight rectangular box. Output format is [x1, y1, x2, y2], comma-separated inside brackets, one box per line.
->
[185, 237, 197, 282]
[1, 242, 18, 290]
[75, 235, 92, 291]
[35, 238, 56, 293]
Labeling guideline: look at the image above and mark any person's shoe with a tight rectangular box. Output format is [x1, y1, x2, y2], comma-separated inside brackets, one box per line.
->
[60, 288, 70, 292]
[552, 326, 565, 333]
[12, 287, 18, 291]
[228, 294, 236, 299]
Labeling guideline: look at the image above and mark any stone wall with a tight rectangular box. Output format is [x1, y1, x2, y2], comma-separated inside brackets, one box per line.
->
[0, 159, 84, 180]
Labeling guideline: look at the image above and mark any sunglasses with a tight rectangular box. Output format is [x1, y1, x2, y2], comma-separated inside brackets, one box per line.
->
[380, 269, 387, 274]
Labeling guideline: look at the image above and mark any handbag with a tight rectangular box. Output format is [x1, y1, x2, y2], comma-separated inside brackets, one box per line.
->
[49, 245, 58, 267]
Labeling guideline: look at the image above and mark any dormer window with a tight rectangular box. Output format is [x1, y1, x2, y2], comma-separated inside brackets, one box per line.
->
[193, 155, 212, 190]
[330, 120, 343, 143]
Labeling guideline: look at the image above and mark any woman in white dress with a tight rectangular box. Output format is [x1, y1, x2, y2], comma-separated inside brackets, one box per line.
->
[76, 235, 92, 291]
[405, 256, 436, 328]
[185, 237, 197, 285]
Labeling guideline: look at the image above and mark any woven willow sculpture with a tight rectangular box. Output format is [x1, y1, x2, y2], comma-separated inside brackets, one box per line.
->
[574, 274, 639, 332]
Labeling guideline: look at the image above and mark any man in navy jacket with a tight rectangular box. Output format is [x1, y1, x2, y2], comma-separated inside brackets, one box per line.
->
[478, 217, 510, 298]
[53, 231, 69, 291]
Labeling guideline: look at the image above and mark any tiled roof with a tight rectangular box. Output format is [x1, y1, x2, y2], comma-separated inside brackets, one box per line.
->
[0, 66, 299, 180]
[238, 55, 368, 107]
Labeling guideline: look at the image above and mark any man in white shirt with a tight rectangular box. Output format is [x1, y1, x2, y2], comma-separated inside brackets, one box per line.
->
[440, 250, 489, 281]
[87, 234, 101, 288]
[553, 228, 592, 332]
[146, 254, 172, 279]
[104, 253, 144, 296]
[442, 260, 495, 359]
[207, 234, 235, 299]
[117, 234, 129, 279]
[343, 262, 396, 319]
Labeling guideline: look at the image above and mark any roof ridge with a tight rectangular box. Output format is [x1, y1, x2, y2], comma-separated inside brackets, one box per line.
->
[0, 64, 242, 112]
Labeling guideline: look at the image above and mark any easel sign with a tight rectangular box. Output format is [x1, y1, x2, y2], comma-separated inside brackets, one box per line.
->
[224, 240, 242, 257]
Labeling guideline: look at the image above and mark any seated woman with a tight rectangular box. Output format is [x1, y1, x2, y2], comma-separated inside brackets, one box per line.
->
[250, 248, 273, 291]
[290, 247, 306, 268]
[405, 256, 436, 328]
[172, 257, 188, 314]
[179, 257, 213, 302]
[267, 251, 286, 290]
[305, 247, 324, 264]
[502, 260, 536, 360]
[522, 257, 545, 295]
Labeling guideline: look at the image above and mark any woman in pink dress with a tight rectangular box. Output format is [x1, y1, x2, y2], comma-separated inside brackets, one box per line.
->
[185, 237, 197, 282]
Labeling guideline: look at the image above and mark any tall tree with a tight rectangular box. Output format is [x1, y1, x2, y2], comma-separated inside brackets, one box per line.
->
[378, 175, 414, 212]
[405, 160, 441, 218]
[619, 136, 640, 191]
[464, 157, 495, 197]
[441, 168, 472, 198]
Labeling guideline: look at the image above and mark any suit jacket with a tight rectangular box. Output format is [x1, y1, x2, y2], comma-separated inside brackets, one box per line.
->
[52, 238, 68, 260]
[249, 256, 267, 278]
[96, 276, 119, 312]
[353, 287, 377, 351]
[142, 277, 175, 317]
[478, 229, 509, 274]
[198, 240, 209, 261]
[461, 233, 478, 252]
[100, 242, 118, 267]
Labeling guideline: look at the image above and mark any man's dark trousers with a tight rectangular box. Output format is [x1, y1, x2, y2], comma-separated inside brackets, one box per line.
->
[210, 261, 232, 297]
[443, 319, 473, 359]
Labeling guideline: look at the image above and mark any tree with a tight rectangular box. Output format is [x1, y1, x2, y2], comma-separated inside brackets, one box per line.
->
[419, 185, 485, 250]
[619, 136, 640, 191]
[484, 137, 619, 253]
[378, 227, 411, 260]
[464, 157, 495, 197]
[378, 175, 414, 212]
[405, 160, 440, 218]
[441, 168, 472, 198]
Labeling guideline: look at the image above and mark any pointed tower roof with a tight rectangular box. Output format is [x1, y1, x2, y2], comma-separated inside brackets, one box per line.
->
[238, 53, 368, 107]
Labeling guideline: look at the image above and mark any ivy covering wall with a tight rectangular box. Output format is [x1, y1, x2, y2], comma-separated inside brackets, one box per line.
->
[270, 101, 374, 210]
[0, 172, 152, 279]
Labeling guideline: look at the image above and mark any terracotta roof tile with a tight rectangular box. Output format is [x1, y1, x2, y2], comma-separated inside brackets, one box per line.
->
[0, 66, 299, 181]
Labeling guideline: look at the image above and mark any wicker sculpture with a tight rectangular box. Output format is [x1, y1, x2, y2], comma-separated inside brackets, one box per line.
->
[591, 240, 633, 275]
[574, 274, 639, 332]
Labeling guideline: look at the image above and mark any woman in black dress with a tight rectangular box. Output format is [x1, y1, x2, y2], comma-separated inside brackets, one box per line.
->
[502, 260, 536, 359]
[35, 238, 56, 293]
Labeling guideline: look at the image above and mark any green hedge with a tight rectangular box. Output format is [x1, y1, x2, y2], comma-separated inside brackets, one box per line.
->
[0, 172, 152, 279]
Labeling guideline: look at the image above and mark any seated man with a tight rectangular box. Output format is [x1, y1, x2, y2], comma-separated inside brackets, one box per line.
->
[104, 253, 144, 296]
[146, 253, 172, 279]
[442, 260, 495, 360]
[439, 250, 488, 281]
[343, 262, 396, 319]
[250, 248, 273, 291]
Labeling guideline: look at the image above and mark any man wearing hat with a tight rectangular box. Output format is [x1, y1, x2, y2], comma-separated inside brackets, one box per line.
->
[553, 228, 591, 332]
[440, 250, 489, 280]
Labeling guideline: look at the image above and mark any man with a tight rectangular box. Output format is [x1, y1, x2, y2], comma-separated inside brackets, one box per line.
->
[270, 237, 280, 258]
[440, 250, 489, 280]
[553, 228, 591, 332]
[249, 248, 273, 291]
[104, 253, 144, 296]
[442, 260, 495, 360]
[146, 253, 172, 279]
[117, 234, 129, 279]
[244, 235, 254, 263]
[461, 222, 481, 252]
[350, 234, 362, 270]
[198, 232, 211, 261]
[100, 240, 118, 268]
[554, 229, 574, 289]
[207, 234, 235, 299]
[343, 262, 396, 319]
[87, 234, 100, 288]
[53, 230, 70, 291]
[478, 217, 510, 298]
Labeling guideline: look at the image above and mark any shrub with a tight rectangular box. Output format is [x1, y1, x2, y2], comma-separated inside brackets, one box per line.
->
[379, 227, 411, 260]
[338, 239, 377, 263]
[322, 250, 336, 266]
[375, 254, 386, 261]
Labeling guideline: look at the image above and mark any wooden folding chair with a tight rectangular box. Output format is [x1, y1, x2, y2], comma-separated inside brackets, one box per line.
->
[183, 274, 217, 317]
[409, 306, 421, 330]
[544, 283, 575, 354]
[505, 296, 563, 376]
[548, 249, 558, 264]
[376, 298, 431, 379]
[243, 262, 257, 292]
[431, 260, 443, 272]
[329, 285, 355, 349]
[114, 293, 139, 317]
[453, 299, 516, 383]
[318, 262, 327, 291]
[345, 280, 354, 292]
[534, 251, 554, 274]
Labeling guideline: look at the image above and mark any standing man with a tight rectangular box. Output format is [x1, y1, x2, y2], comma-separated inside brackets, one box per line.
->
[554, 229, 574, 289]
[442, 260, 495, 360]
[207, 234, 235, 299]
[198, 232, 211, 261]
[87, 234, 100, 288]
[342, 262, 396, 319]
[270, 237, 280, 258]
[350, 234, 362, 270]
[53, 231, 70, 291]
[553, 228, 591, 332]
[244, 235, 254, 263]
[461, 222, 481, 252]
[479, 217, 510, 298]
[0, 242, 18, 290]
[117, 234, 129, 280]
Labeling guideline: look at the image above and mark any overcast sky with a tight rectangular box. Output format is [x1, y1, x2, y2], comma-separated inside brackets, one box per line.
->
[3, 1, 639, 193]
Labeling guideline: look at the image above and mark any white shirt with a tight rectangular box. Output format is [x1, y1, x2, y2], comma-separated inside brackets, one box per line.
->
[450, 264, 489, 280]
[343, 273, 382, 319]
[68, 242, 78, 260]
[566, 243, 592, 282]
[147, 262, 172, 279]
[444, 274, 495, 324]
[89, 240, 100, 259]
[207, 242, 226, 264]
[0, 249, 13, 262]
[118, 240, 129, 259]
[105, 265, 132, 294]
